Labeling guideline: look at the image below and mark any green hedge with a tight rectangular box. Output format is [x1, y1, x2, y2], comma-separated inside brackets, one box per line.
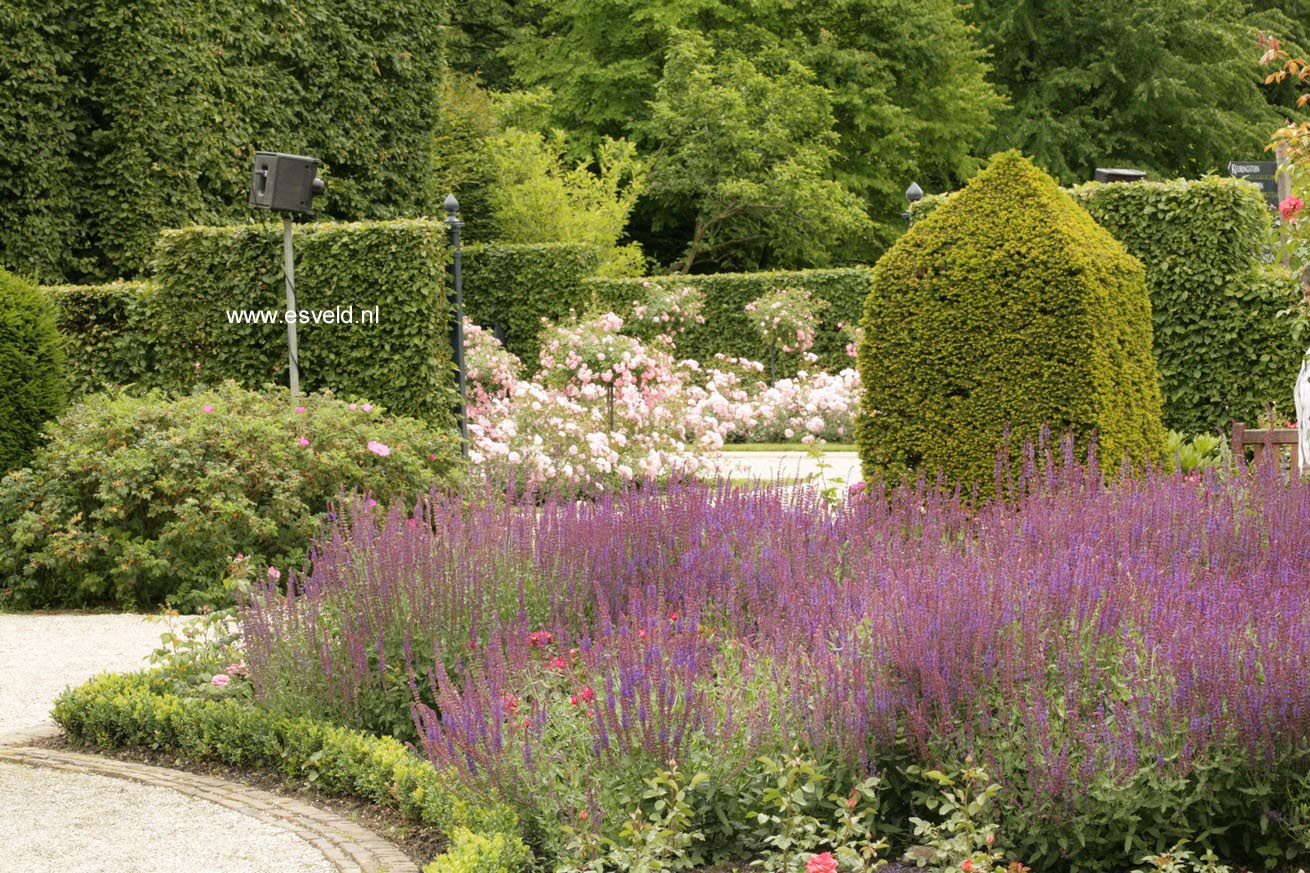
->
[915, 177, 1303, 434]
[463, 243, 601, 368]
[152, 220, 456, 427]
[585, 268, 873, 374]
[0, 269, 67, 473]
[53, 671, 530, 873]
[44, 280, 162, 397]
[1, 0, 449, 284]
[858, 152, 1165, 489]
[1072, 177, 1302, 434]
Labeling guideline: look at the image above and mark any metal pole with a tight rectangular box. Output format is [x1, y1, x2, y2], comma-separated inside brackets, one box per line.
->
[445, 195, 468, 458]
[283, 214, 299, 397]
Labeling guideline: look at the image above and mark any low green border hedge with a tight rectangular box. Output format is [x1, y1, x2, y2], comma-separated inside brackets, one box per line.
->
[53, 671, 530, 873]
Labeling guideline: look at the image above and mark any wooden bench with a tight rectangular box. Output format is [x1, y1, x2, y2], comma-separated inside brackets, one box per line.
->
[1231, 421, 1301, 470]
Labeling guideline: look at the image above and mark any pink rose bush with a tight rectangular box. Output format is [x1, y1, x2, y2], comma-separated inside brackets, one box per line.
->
[461, 284, 860, 492]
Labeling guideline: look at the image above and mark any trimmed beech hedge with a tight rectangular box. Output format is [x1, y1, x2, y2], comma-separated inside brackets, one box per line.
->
[44, 281, 162, 397]
[53, 671, 530, 873]
[1072, 177, 1301, 434]
[1, 0, 450, 283]
[152, 220, 456, 427]
[585, 268, 872, 374]
[858, 152, 1165, 489]
[463, 243, 601, 368]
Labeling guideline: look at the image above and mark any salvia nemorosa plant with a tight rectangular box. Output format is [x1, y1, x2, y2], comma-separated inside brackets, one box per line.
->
[240, 440, 1310, 868]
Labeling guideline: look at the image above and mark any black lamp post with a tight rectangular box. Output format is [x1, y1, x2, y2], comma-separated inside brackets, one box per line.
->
[902, 182, 924, 226]
[445, 194, 469, 458]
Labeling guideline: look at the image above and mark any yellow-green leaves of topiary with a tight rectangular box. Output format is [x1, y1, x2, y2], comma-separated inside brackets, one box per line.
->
[856, 152, 1164, 491]
[0, 268, 67, 472]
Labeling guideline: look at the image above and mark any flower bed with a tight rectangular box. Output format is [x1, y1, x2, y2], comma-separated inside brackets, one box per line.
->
[238, 446, 1310, 872]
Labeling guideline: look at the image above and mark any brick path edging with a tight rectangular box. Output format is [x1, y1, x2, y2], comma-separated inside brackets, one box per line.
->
[0, 730, 419, 873]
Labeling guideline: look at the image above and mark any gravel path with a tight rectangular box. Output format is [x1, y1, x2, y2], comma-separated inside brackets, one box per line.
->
[0, 761, 332, 872]
[719, 450, 862, 488]
[0, 613, 162, 735]
[0, 613, 345, 870]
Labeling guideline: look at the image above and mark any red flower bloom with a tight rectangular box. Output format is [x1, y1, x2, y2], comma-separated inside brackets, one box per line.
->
[578, 685, 595, 703]
[806, 852, 838, 873]
[528, 630, 553, 647]
[962, 860, 974, 872]
[1281, 196, 1304, 221]
[547, 656, 569, 670]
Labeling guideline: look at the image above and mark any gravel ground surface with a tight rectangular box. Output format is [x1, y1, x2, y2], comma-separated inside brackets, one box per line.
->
[0, 761, 332, 873]
[0, 613, 340, 870]
[719, 450, 862, 487]
[0, 613, 162, 735]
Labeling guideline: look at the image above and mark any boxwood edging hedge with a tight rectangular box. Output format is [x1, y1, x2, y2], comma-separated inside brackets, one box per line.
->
[52, 671, 530, 873]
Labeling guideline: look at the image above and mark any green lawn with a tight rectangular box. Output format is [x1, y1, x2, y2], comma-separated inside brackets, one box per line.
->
[721, 442, 856, 453]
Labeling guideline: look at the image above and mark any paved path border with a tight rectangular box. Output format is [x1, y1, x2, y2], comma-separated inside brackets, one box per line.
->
[0, 736, 419, 873]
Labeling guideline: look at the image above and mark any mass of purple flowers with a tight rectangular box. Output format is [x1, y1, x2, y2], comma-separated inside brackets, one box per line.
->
[240, 442, 1310, 818]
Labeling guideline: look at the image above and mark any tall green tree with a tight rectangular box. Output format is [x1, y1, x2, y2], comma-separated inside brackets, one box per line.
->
[640, 33, 872, 272]
[508, 0, 1002, 266]
[969, 0, 1288, 183]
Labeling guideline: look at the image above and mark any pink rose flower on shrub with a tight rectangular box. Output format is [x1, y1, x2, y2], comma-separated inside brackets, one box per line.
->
[807, 852, 838, 873]
[367, 440, 391, 457]
[1281, 196, 1304, 221]
[211, 674, 230, 687]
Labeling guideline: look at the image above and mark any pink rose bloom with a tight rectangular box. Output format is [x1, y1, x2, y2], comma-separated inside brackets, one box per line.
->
[1281, 196, 1304, 221]
[298, 437, 310, 447]
[211, 674, 231, 687]
[202, 405, 214, 414]
[367, 440, 391, 456]
[361, 403, 373, 412]
[349, 403, 358, 410]
[267, 566, 281, 581]
[294, 406, 306, 414]
[807, 853, 838, 873]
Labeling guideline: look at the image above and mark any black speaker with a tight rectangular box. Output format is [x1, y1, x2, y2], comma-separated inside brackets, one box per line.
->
[249, 152, 326, 216]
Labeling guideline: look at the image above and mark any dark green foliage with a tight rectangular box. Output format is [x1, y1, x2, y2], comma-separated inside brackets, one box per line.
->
[53, 671, 530, 872]
[0, 383, 462, 610]
[152, 220, 456, 427]
[463, 242, 602, 367]
[1073, 177, 1303, 433]
[508, 0, 1000, 267]
[0, 3, 84, 282]
[857, 152, 1165, 489]
[0, 0, 449, 283]
[44, 281, 162, 397]
[968, 0, 1286, 184]
[586, 268, 871, 374]
[0, 269, 67, 472]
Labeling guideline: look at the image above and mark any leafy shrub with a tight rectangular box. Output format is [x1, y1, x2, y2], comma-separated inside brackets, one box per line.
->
[1, 0, 450, 282]
[463, 242, 602, 368]
[585, 268, 872, 375]
[0, 382, 461, 609]
[857, 151, 1165, 489]
[1072, 177, 1302, 434]
[243, 453, 1310, 871]
[43, 280, 162, 397]
[151, 220, 456, 427]
[52, 670, 529, 873]
[0, 268, 67, 472]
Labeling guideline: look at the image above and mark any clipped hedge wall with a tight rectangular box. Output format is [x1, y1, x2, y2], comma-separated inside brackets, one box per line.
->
[858, 151, 1165, 489]
[463, 243, 601, 368]
[44, 280, 162, 397]
[53, 671, 530, 873]
[1, 0, 450, 283]
[1072, 177, 1302, 434]
[152, 220, 456, 427]
[585, 268, 873, 374]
